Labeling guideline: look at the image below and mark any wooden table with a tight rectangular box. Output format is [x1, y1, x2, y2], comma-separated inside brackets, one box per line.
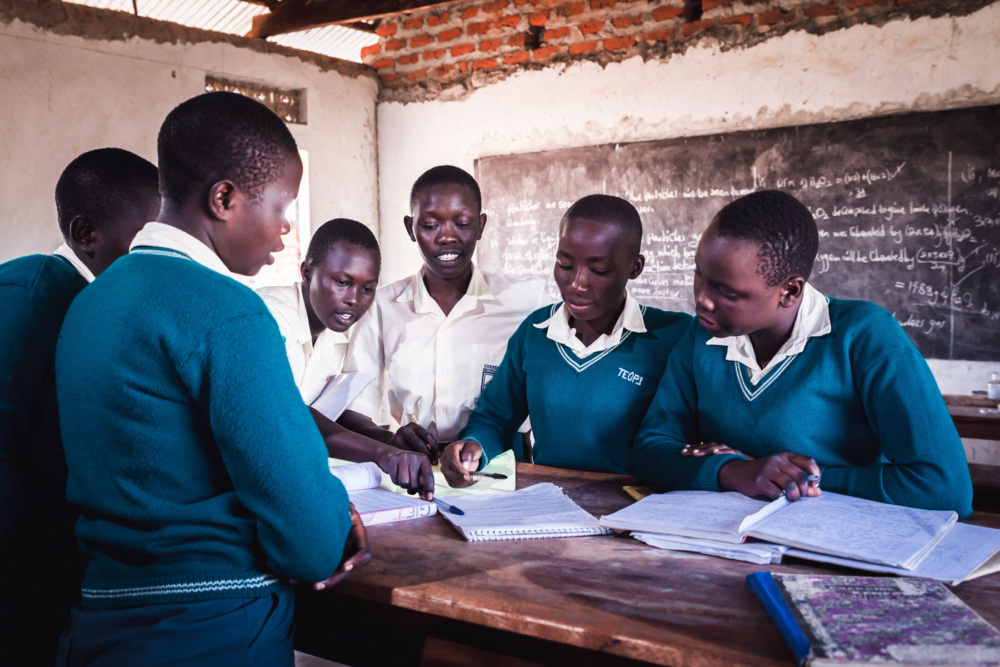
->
[294, 464, 1000, 667]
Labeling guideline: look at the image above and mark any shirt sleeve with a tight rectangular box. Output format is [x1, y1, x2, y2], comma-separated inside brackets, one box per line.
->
[458, 316, 533, 466]
[819, 327, 973, 517]
[632, 321, 744, 492]
[341, 301, 385, 421]
[195, 311, 352, 582]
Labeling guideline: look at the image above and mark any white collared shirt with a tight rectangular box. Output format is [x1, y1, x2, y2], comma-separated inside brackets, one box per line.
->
[53, 243, 96, 283]
[129, 222, 234, 278]
[706, 282, 832, 385]
[257, 283, 351, 404]
[342, 265, 546, 441]
[534, 291, 646, 358]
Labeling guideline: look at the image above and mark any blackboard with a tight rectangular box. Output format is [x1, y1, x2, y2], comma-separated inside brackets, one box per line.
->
[475, 105, 1000, 361]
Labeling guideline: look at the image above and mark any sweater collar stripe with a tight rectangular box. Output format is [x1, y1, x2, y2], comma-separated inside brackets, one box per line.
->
[734, 355, 795, 402]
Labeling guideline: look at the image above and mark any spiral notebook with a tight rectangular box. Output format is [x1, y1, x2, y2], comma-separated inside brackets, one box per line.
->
[437, 482, 612, 542]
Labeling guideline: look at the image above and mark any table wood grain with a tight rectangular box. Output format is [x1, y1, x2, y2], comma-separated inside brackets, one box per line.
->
[296, 464, 1000, 667]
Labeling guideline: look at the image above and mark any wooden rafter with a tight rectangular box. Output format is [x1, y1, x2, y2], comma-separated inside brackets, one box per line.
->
[245, 0, 463, 39]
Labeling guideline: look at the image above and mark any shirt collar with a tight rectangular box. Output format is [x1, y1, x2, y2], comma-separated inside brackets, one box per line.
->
[292, 282, 350, 350]
[396, 264, 496, 316]
[706, 282, 832, 372]
[52, 243, 96, 283]
[129, 222, 234, 278]
[534, 291, 647, 355]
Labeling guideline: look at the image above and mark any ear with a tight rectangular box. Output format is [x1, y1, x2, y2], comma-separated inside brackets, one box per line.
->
[404, 215, 416, 242]
[68, 215, 98, 254]
[629, 253, 646, 280]
[208, 180, 239, 221]
[779, 277, 806, 308]
[300, 260, 312, 285]
[477, 212, 488, 240]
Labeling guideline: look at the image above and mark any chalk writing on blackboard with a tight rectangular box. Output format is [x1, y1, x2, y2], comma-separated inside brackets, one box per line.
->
[476, 105, 1000, 361]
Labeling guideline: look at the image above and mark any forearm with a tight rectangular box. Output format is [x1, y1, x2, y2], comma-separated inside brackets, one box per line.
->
[314, 408, 398, 465]
[336, 409, 395, 446]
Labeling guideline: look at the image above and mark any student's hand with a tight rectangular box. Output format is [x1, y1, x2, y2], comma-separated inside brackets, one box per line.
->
[717, 452, 822, 502]
[681, 442, 746, 458]
[376, 449, 435, 500]
[392, 423, 441, 464]
[313, 505, 371, 591]
[440, 440, 483, 488]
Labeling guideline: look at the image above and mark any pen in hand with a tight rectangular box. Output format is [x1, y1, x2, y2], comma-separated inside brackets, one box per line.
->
[473, 471, 508, 480]
[408, 416, 443, 458]
[432, 497, 465, 515]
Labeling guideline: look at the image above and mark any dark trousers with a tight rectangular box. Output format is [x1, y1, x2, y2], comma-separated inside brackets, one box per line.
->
[56, 588, 295, 667]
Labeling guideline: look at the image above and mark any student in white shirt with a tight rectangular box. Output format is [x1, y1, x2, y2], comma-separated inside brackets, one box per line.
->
[259, 218, 434, 498]
[341, 165, 545, 458]
[258, 219, 379, 404]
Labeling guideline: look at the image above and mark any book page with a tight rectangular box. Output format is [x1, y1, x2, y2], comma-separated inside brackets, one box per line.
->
[328, 461, 382, 492]
[786, 522, 1000, 585]
[439, 483, 609, 539]
[632, 532, 789, 565]
[746, 492, 957, 569]
[599, 491, 769, 543]
[310, 372, 374, 421]
[349, 488, 433, 514]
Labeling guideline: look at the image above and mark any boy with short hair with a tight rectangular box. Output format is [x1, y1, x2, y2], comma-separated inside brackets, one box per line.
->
[441, 195, 691, 482]
[260, 218, 434, 498]
[342, 165, 545, 457]
[56, 92, 367, 665]
[633, 190, 973, 517]
[0, 148, 159, 666]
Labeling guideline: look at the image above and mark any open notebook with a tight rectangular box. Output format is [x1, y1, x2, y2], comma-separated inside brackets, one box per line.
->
[438, 482, 612, 542]
[329, 461, 436, 526]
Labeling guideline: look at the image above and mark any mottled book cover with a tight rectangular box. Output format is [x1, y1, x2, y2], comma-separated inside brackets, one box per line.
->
[773, 574, 1000, 666]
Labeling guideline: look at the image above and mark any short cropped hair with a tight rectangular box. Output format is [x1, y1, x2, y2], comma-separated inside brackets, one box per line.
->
[157, 91, 298, 204]
[715, 190, 819, 287]
[305, 218, 380, 266]
[55, 148, 159, 239]
[409, 165, 482, 213]
[561, 194, 643, 258]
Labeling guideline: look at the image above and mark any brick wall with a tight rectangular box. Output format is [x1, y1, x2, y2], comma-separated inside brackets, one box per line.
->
[360, 0, 994, 102]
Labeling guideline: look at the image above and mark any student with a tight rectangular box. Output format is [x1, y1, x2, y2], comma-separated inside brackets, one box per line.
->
[342, 165, 545, 457]
[0, 148, 160, 666]
[440, 195, 692, 483]
[632, 190, 973, 517]
[55, 92, 368, 666]
[259, 218, 433, 498]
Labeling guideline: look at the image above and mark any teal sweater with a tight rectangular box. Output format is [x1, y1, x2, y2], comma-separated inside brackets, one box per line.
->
[0, 254, 86, 540]
[56, 247, 351, 608]
[633, 298, 973, 518]
[459, 304, 691, 474]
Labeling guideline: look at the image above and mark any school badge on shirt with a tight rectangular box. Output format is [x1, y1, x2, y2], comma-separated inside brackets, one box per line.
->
[480, 364, 499, 397]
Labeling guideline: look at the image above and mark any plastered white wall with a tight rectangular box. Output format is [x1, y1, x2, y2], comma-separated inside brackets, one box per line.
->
[375, 4, 1000, 395]
[0, 17, 379, 265]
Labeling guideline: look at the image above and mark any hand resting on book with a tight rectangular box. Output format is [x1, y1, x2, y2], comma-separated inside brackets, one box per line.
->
[718, 452, 821, 502]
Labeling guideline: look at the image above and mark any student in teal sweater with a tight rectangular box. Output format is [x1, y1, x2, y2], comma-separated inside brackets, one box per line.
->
[633, 190, 973, 517]
[56, 93, 368, 666]
[441, 195, 691, 482]
[0, 148, 159, 667]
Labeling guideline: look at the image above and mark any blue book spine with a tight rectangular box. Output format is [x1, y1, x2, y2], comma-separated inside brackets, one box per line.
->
[746, 572, 812, 667]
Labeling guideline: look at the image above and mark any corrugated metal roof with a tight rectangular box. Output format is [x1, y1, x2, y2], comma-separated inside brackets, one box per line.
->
[65, 0, 378, 63]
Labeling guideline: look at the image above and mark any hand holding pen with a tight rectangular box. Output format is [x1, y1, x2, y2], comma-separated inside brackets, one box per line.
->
[391, 417, 444, 464]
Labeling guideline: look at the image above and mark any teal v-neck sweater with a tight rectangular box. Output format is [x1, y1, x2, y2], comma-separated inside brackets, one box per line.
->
[633, 298, 973, 517]
[56, 248, 351, 608]
[1, 254, 86, 549]
[459, 304, 691, 474]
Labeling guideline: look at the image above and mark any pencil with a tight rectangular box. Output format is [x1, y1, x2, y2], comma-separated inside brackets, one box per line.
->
[432, 497, 464, 515]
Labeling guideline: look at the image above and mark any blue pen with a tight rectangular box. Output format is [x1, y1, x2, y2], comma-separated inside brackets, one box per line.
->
[432, 497, 464, 516]
[807, 474, 821, 485]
